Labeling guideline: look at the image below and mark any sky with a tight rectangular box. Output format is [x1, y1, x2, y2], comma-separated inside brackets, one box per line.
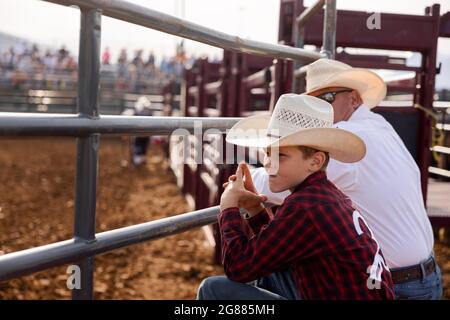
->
[0, 0, 450, 87]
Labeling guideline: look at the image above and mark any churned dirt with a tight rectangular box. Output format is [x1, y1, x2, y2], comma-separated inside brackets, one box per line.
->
[0, 137, 223, 299]
[0, 137, 449, 299]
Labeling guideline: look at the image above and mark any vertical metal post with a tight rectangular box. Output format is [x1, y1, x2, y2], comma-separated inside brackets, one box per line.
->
[321, 0, 337, 59]
[292, 1, 306, 93]
[272, 59, 284, 110]
[72, 7, 102, 300]
[291, 27, 305, 92]
[292, 0, 328, 92]
[418, 4, 440, 204]
[197, 58, 207, 117]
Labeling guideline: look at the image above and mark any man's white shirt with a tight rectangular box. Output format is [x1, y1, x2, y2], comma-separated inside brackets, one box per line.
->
[251, 105, 434, 268]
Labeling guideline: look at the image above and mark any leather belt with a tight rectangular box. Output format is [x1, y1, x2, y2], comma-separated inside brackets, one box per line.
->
[390, 256, 436, 284]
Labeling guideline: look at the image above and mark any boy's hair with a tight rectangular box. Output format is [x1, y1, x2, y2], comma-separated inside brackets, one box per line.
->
[298, 146, 330, 171]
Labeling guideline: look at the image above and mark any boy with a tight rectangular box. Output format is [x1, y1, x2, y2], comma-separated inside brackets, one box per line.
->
[197, 94, 394, 300]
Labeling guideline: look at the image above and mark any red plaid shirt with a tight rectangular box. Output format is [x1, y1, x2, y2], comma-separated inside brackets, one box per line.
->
[219, 171, 395, 300]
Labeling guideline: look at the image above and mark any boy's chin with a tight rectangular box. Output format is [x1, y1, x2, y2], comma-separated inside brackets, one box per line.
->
[269, 183, 288, 194]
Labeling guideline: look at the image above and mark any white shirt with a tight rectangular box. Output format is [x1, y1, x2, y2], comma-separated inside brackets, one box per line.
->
[251, 105, 434, 268]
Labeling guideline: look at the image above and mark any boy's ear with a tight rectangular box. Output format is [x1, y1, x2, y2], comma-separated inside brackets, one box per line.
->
[309, 151, 326, 172]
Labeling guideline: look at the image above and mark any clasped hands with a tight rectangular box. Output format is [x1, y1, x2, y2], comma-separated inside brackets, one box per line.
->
[220, 162, 268, 217]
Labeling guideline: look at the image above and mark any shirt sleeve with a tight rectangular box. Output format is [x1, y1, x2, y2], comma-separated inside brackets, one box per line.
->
[327, 122, 364, 192]
[245, 208, 270, 234]
[218, 200, 322, 283]
[326, 159, 358, 192]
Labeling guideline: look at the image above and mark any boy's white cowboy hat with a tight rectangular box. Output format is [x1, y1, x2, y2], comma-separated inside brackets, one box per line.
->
[305, 58, 386, 108]
[226, 94, 366, 163]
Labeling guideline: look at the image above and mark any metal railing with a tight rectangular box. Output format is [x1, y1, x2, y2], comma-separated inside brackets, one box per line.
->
[0, 0, 335, 299]
[430, 105, 450, 179]
[292, 0, 336, 91]
[47, 0, 323, 63]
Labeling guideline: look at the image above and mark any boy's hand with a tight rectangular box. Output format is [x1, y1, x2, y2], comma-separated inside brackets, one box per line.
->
[223, 162, 259, 194]
[220, 162, 267, 215]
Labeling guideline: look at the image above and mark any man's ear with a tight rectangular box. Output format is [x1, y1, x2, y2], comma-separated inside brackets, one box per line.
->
[350, 90, 363, 108]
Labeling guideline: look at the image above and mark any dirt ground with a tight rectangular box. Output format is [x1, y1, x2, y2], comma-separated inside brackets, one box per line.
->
[0, 137, 223, 299]
[0, 138, 449, 299]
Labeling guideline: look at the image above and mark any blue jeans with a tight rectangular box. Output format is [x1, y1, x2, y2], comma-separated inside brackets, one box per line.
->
[393, 256, 443, 300]
[197, 269, 299, 300]
[198, 258, 443, 300]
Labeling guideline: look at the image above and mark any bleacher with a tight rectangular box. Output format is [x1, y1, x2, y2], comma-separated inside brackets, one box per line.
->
[0, 68, 175, 115]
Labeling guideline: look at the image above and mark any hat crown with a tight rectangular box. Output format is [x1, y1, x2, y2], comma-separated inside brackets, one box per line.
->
[267, 94, 333, 138]
[306, 58, 352, 92]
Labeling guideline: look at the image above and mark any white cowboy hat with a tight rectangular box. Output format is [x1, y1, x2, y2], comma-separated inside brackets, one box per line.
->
[226, 94, 366, 163]
[305, 58, 386, 108]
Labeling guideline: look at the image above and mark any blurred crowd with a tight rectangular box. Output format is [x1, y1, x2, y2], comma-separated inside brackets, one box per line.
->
[107, 45, 192, 93]
[0, 42, 77, 90]
[0, 41, 197, 94]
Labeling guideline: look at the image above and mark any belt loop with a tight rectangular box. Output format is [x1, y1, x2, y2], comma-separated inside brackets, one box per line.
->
[430, 254, 436, 274]
[419, 260, 427, 283]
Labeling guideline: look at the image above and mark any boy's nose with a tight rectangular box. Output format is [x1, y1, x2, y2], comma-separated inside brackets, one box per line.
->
[264, 155, 279, 175]
[263, 155, 270, 168]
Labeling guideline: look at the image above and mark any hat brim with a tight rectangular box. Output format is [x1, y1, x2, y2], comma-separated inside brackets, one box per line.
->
[226, 114, 366, 163]
[305, 68, 387, 108]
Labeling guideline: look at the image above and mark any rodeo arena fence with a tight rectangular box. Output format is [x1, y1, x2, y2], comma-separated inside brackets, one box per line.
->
[0, 0, 449, 300]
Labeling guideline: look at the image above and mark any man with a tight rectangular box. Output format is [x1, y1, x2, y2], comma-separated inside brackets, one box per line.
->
[198, 94, 394, 300]
[250, 59, 442, 300]
[122, 96, 153, 166]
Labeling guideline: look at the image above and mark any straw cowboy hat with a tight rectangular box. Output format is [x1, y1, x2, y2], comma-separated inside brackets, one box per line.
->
[305, 58, 387, 108]
[226, 94, 366, 163]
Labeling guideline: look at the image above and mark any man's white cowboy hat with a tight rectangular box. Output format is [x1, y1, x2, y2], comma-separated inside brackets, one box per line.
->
[226, 94, 366, 163]
[305, 58, 386, 108]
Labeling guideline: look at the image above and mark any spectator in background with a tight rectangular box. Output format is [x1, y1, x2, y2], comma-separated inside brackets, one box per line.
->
[146, 51, 155, 68]
[42, 49, 57, 72]
[132, 50, 146, 92]
[58, 45, 68, 64]
[128, 62, 138, 92]
[132, 49, 144, 68]
[122, 96, 154, 166]
[116, 48, 129, 90]
[117, 49, 128, 78]
[3, 47, 16, 70]
[102, 47, 111, 65]
[118, 48, 128, 65]
[160, 56, 168, 74]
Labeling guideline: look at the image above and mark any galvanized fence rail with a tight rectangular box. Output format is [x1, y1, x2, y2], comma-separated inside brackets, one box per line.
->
[0, 0, 336, 299]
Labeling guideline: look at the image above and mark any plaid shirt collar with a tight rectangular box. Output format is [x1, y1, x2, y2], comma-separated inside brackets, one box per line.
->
[291, 170, 327, 194]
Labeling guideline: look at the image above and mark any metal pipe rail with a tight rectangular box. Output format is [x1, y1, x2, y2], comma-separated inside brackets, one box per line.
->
[296, 0, 326, 27]
[0, 112, 241, 136]
[204, 81, 222, 95]
[291, 0, 336, 92]
[0, 206, 220, 282]
[244, 67, 274, 89]
[294, 65, 308, 79]
[429, 167, 450, 179]
[437, 123, 450, 131]
[45, 0, 323, 63]
[431, 146, 450, 155]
